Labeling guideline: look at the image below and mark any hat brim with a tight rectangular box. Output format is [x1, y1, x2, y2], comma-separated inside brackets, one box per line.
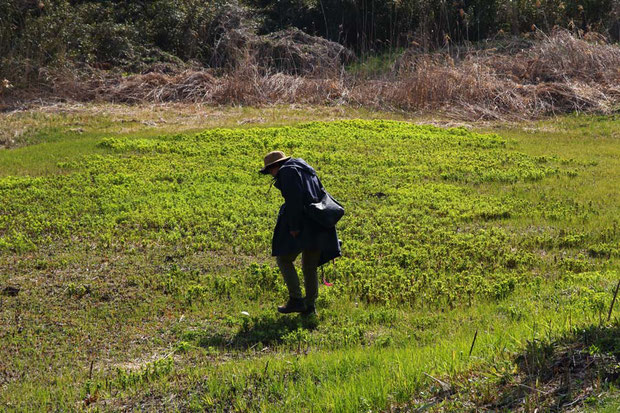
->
[259, 156, 291, 174]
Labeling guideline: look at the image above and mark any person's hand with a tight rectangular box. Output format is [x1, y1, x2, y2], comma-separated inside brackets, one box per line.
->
[290, 230, 300, 238]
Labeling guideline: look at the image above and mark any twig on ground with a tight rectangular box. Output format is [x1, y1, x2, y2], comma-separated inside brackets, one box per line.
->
[423, 372, 451, 391]
[469, 329, 478, 357]
[607, 279, 620, 322]
[518, 383, 550, 395]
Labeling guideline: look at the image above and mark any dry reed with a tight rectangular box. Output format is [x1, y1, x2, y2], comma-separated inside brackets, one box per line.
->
[3, 30, 619, 120]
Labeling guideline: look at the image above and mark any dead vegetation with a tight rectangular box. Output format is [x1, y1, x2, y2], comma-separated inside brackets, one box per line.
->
[253, 27, 355, 75]
[493, 324, 620, 412]
[355, 30, 620, 119]
[401, 322, 620, 412]
[2, 30, 619, 120]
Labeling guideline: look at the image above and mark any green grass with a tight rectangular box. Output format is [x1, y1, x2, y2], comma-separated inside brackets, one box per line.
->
[0, 110, 618, 411]
[0, 104, 413, 176]
[346, 48, 405, 77]
[585, 392, 620, 412]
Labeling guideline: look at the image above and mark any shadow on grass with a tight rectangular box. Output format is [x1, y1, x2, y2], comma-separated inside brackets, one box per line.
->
[197, 313, 319, 350]
[493, 321, 620, 411]
[416, 321, 620, 412]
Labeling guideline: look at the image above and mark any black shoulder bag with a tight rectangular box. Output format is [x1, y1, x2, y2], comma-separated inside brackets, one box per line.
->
[304, 176, 344, 228]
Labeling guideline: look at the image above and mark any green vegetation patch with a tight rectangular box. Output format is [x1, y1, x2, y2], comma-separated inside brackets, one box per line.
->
[0, 120, 598, 306]
[1, 118, 618, 411]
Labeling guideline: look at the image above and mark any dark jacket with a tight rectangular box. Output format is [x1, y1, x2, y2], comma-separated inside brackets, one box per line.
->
[271, 158, 341, 266]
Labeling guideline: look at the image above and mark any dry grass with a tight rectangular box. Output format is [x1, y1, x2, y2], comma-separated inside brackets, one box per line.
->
[359, 30, 620, 119]
[0, 102, 416, 149]
[407, 322, 620, 412]
[2, 30, 620, 120]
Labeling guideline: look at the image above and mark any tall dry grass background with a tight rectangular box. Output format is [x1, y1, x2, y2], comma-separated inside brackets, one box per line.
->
[4, 30, 620, 120]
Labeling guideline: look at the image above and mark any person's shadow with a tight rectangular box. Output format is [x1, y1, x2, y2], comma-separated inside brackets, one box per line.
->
[197, 313, 319, 350]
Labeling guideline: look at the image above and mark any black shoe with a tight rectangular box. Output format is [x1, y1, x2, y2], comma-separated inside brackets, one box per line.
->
[277, 298, 306, 314]
[301, 304, 317, 316]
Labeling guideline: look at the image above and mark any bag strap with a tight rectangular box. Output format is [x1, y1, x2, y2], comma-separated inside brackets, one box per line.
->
[264, 177, 276, 198]
[297, 167, 326, 201]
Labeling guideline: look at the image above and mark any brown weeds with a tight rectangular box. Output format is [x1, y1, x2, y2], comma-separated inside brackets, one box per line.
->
[358, 30, 620, 119]
[402, 322, 620, 412]
[2, 30, 619, 120]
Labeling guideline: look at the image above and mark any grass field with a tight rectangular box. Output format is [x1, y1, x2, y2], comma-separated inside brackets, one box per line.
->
[0, 106, 619, 411]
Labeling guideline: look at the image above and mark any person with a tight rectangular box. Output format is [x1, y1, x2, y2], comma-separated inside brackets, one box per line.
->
[260, 151, 341, 316]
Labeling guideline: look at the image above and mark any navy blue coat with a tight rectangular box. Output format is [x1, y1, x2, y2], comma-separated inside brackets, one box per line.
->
[271, 158, 341, 266]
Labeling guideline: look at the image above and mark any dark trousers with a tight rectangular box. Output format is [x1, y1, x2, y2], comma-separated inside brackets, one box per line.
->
[276, 249, 320, 305]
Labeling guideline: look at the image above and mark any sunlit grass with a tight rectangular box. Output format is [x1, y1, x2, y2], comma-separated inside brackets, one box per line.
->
[0, 110, 618, 411]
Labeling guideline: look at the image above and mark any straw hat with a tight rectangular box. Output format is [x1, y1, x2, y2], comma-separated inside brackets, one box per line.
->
[259, 151, 291, 174]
